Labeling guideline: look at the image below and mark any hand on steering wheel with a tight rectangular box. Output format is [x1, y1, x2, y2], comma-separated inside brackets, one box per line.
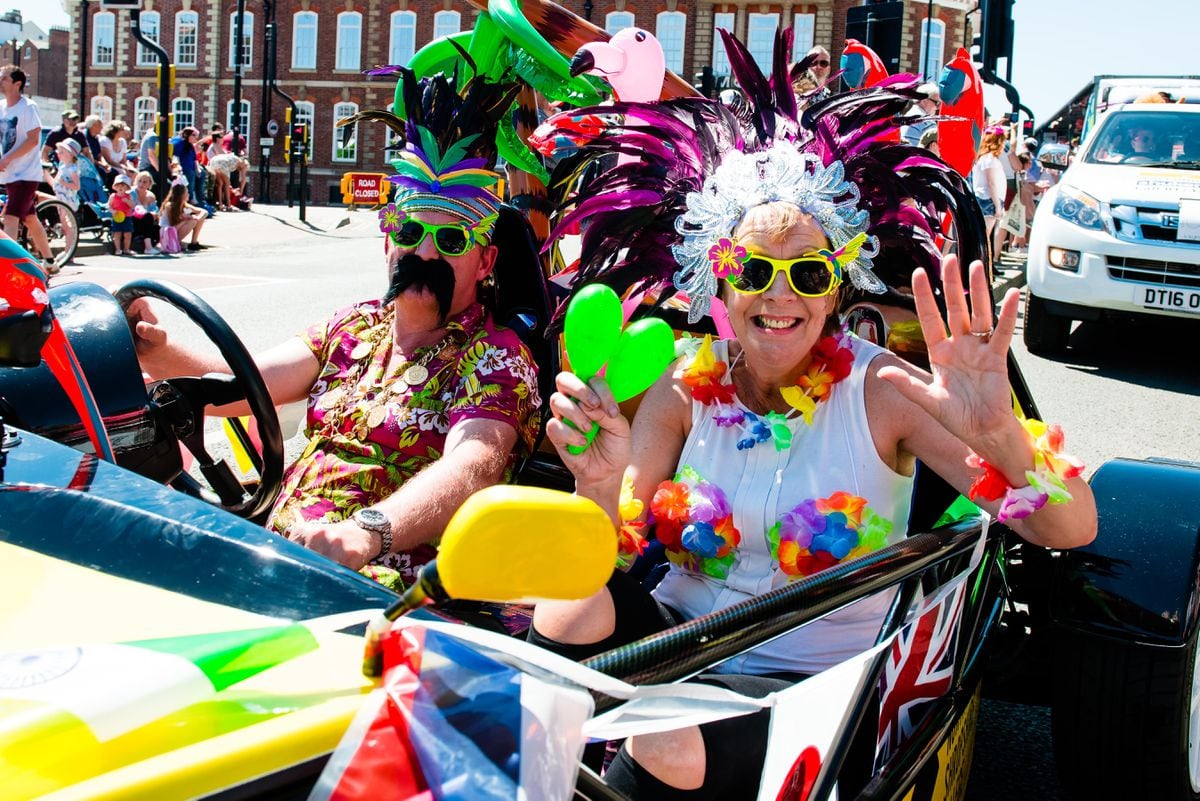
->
[115, 279, 285, 520]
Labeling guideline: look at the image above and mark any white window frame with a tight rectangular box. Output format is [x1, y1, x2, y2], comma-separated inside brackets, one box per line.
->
[746, 13, 780, 74]
[605, 11, 635, 36]
[335, 11, 362, 71]
[295, 101, 315, 161]
[92, 11, 114, 67]
[918, 18, 946, 81]
[433, 10, 461, 39]
[172, 97, 195, 135]
[91, 95, 113, 123]
[711, 13, 735, 76]
[292, 11, 318, 70]
[791, 14, 816, 62]
[228, 11, 254, 70]
[332, 102, 358, 163]
[134, 97, 157, 143]
[136, 11, 160, 67]
[389, 10, 417, 67]
[226, 99, 251, 138]
[655, 12, 686, 75]
[175, 11, 199, 68]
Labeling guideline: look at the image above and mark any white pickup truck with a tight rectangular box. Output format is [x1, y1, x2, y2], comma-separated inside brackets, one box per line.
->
[1024, 104, 1200, 353]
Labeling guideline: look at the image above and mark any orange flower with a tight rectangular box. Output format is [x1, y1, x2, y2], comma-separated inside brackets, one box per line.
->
[817, 491, 867, 526]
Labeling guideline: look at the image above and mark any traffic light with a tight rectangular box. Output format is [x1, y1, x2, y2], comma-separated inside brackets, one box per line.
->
[289, 122, 308, 164]
[1022, 118, 1035, 137]
[694, 66, 715, 99]
[978, 0, 1014, 74]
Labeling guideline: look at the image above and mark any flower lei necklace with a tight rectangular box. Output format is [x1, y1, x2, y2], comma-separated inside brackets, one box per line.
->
[681, 326, 855, 451]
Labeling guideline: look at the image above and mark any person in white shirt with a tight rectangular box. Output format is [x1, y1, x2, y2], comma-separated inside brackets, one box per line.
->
[0, 65, 56, 272]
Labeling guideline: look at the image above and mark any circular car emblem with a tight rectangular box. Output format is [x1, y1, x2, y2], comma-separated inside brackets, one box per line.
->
[0, 646, 83, 689]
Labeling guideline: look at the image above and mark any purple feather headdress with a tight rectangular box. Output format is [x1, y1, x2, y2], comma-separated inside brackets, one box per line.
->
[538, 28, 986, 326]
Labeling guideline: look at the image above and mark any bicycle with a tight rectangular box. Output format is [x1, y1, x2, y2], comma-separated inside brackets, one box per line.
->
[0, 184, 81, 270]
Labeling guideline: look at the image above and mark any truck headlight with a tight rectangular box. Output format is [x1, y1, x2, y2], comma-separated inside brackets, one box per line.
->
[1052, 185, 1105, 231]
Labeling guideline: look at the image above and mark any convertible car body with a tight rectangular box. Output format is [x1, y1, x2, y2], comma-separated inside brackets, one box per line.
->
[3, 217, 1200, 801]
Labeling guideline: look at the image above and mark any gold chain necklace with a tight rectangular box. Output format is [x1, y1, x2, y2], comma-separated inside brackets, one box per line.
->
[315, 308, 458, 440]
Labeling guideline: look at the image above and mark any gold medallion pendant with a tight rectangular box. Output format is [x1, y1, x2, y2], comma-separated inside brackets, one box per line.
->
[319, 387, 346, 410]
[366, 406, 389, 429]
[391, 380, 410, 395]
[402, 364, 429, 385]
[350, 341, 374, 360]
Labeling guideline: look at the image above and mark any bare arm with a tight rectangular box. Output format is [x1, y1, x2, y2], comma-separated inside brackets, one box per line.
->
[0, 127, 42, 172]
[126, 297, 321, 416]
[868, 354, 1096, 548]
[876, 259, 1097, 549]
[286, 417, 519, 569]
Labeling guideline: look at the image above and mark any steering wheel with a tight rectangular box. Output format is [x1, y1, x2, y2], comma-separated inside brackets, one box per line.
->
[1119, 154, 1155, 164]
[113, 279, 285, 520]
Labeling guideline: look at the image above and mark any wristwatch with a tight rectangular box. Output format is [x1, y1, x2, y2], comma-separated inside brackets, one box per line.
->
[352, 508, 393, 560]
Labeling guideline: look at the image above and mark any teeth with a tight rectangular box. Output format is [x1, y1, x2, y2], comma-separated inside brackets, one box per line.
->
[756, 316, 798, 330]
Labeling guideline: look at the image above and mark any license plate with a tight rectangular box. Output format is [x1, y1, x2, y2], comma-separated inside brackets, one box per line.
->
[1140, 286, 1200, 314]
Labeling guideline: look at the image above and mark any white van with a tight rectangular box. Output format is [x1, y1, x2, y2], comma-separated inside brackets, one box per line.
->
[1023, 104, 1200, 353]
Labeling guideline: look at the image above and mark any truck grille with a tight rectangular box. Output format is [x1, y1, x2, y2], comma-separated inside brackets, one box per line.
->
[1107, 256, 1200, 289]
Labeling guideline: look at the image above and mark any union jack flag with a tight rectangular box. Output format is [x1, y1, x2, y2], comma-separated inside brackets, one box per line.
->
[874, 578, 968, 766]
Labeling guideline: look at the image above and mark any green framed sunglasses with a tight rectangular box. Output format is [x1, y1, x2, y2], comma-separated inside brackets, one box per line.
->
[388, 218, 479, 257]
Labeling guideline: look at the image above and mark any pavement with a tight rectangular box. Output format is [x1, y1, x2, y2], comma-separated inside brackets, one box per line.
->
[994, 249, 1029, 300]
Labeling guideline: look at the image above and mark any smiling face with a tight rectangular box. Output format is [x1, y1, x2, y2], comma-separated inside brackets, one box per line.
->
[722, 203, 840, 384]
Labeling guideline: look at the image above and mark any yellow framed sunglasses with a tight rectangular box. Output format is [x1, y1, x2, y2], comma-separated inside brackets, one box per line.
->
[725, 252, 843, 297]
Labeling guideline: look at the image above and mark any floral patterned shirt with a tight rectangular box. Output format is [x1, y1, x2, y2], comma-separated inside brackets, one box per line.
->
[267, 300, 540, 586]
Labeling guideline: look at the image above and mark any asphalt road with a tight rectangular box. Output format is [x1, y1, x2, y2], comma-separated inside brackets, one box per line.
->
[55, 207, 1200, 799]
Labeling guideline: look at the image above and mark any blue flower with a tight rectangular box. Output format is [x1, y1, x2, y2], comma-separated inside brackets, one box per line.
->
[681, 521, 722, 558]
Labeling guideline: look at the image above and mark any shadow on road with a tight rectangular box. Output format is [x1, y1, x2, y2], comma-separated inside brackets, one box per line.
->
[1021, 312, 1199, 396]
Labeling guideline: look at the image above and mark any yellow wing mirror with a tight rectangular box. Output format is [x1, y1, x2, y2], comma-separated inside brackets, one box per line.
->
[363, 485, 616, 677]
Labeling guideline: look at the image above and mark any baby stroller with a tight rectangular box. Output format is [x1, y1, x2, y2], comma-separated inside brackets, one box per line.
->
[73, 157, 114, 249]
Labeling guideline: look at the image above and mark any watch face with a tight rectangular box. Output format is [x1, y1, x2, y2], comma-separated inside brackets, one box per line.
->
[356, 509, 388, 528]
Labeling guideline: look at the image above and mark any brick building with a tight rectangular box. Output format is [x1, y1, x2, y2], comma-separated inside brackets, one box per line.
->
[64, 0, 970, 206]
[0, 11, 68, 117]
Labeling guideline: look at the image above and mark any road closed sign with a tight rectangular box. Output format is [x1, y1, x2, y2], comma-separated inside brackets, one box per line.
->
[340, 173, 391, 206]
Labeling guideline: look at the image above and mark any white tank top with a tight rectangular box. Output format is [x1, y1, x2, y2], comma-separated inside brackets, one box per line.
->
[652, 336, 914, 675]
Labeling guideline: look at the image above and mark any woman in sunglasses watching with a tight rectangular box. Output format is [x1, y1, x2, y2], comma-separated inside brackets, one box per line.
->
[532, 69, 1096, 798]
[125, 72, 541, 590]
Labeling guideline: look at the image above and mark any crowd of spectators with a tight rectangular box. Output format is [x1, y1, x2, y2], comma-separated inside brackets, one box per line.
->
[41, 107, 255, 259]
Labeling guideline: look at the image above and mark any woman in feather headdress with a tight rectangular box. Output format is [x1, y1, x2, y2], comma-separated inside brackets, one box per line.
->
[529, 32, 1096, 797]
[127, 68, 541, 590]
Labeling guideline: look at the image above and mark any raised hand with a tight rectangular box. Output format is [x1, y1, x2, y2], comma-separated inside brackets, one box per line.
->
[878, 256, 1021, 450]
[545, 371, 632, 491]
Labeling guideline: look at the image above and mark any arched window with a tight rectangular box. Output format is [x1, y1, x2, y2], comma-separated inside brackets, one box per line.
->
[332, 102, 359, 162]
[433, 10, 461, 39]
[91, 95, 113, 123]
[711, 12, 735, 76]
[746, 13, 779, 74]
[335, 12, 362, 71]
[791, 14, 815, 62]
[295, 101, 315, 160]
[228, 11, 254, 69]
[175, 11, 199, 68]
[172, 97, 195, 135]
[92, 11, 114, 67]
[655, 12, 686, 74]
[136, 11, 160, 67]
[292, 11, 318, 70]
[389, 10, 417, 67]
[133, 97, 157, 142]
[918, 18, 946, 80]
[605, 11, 634, 35]
[226, 99, 251, 138]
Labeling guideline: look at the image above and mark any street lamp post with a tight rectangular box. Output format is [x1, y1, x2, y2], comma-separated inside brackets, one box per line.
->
[130, 9, 172, 201]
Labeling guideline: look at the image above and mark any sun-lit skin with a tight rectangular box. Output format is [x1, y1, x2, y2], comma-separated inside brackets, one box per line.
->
[386, 209, 497, 352]
[721, 204, 840, 414]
